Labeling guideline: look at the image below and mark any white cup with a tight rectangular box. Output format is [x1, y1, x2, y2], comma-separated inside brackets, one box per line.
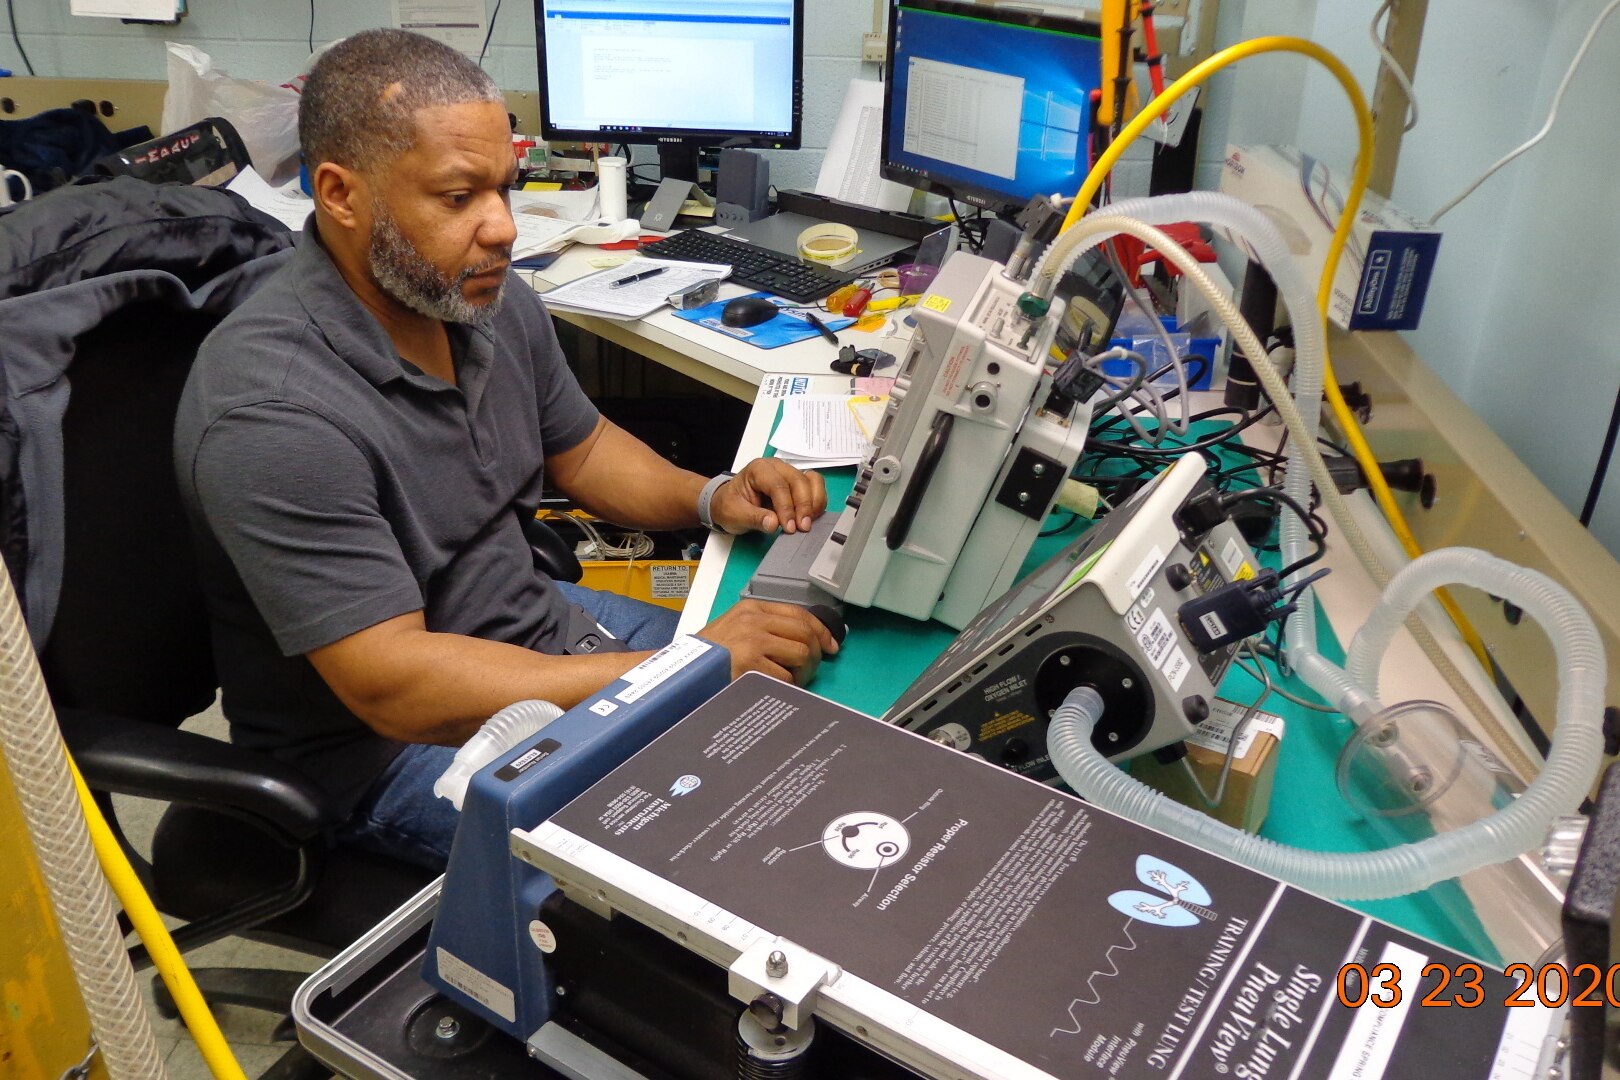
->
[0, 168, 32, 208]
[596, 156, 628, 223]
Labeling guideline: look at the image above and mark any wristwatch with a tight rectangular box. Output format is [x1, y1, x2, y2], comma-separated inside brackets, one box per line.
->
[697, 471, 736, 533]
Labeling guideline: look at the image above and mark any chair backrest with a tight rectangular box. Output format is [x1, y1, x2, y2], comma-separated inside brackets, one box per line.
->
[0, 178, 293, 727]
[40, 305, 221, 726]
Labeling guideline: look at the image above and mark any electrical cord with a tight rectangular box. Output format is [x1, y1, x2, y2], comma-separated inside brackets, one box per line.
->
[1234, 651, 1337, 712]
[1369, 0, 1419, 132]
[1052, 211, 1532, 780]
[1430, 0, 1620, 223]
[1580, 380, 1620, 526]
[1059, 34, 1501, 697]
[1104, 242, 1191, 434]
[1221, 486, 1328, 579]
[1182, 641, 1272, 810]
[478, 0, 505, 69]
[1087, 348, 1149, 412]
[8, 0, 34, 76]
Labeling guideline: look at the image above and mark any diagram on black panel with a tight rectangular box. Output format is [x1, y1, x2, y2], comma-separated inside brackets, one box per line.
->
[1052, 855, 1219, 1039]
[775, 788, 943, 903]
[816, 812, 912, 870]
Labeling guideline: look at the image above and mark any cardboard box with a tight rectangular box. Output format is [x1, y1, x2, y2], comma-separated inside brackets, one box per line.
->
[1220, 144, 1440, 332]
[1132, 697, 1282, 832]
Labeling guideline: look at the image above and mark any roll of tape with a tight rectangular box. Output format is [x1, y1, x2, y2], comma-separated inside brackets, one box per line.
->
[797, 222, 859, 267]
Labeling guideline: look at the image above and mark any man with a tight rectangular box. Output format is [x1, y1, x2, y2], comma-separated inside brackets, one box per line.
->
[176, 28, 838, 871]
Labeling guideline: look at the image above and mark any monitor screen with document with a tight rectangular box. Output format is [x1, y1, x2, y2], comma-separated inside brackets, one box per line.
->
[534, 0, 804, 180]
[881, 0, 1103, 211]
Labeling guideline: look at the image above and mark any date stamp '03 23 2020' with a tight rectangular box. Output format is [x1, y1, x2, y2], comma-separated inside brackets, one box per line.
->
[1339, 962, 1617, 1010]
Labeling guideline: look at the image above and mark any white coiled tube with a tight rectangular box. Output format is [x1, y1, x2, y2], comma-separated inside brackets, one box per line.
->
[1048, 549, 1603, 899]
[433, 699, 565, 811]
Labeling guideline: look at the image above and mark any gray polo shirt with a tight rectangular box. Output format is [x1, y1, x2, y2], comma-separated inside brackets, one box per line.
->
[175, 229, 600, 813]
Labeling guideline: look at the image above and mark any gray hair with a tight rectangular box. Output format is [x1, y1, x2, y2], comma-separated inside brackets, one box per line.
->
[299, 28, 505, 173]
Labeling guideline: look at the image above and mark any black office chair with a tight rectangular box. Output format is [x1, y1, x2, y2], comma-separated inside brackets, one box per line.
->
[0, 179, 437, 1080]
[6, 177, 586, 1079]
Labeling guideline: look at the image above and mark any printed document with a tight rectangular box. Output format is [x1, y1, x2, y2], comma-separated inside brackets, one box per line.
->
[540, 258, 730, 320]
[815, 79, 914, 213]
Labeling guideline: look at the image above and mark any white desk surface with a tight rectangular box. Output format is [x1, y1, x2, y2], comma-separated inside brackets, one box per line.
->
[522, 239, 912, 400]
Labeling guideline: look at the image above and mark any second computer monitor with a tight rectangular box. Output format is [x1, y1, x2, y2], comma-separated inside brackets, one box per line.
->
[535, 0, 804, 181]
[881, 0, 1103, 211]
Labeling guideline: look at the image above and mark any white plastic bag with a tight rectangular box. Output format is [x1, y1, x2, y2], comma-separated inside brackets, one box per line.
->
[161, 43, 302, 185]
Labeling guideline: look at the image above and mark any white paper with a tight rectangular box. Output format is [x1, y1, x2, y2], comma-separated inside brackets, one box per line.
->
[768, 395, 874, 468]
[758, 374, 816, 399]
[510, 212, 590, 259]
[540, 258, 730, 320]
[226, 166, 314, 231]
[393, 0, 486, 54]
[71, 0, 177, 18]
[815, 79, 914, 213]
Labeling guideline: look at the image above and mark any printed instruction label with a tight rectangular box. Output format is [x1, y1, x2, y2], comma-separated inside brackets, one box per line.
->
[1126, 545, 1166, 599]
[1222, 535, 1249, 578]
[435, 948, 515, 1022]
[650, 563, 691, 599]
[1187, 698, 1286, 759]
[759, 373, 813, 399]
[617, 637, 713, 704]
[1160, 645, 1193, 692]
[1135, 608, 1176, 668]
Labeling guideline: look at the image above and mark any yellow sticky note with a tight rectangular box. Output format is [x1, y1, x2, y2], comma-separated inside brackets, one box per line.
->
[522, 181, 563, 191]
[922, 294, 951, 313]
[847, 395, 888, 439]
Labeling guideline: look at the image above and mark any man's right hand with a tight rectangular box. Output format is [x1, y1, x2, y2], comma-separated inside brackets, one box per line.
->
[700, 599, 841, 685]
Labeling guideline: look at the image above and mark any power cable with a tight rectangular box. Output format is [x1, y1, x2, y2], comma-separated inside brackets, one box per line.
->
[1369, 0, 1419, 133]
[8, 0, 35, 76]
[478, 0, 505, 69]
[1430, 0, 1620, 222]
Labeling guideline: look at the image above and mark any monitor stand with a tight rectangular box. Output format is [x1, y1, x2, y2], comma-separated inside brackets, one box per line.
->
[657, 143, 702, 184]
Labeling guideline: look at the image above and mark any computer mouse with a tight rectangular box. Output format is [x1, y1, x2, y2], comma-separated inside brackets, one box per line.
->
[806, 604, 847, 648]
[721, 296, 781, 328]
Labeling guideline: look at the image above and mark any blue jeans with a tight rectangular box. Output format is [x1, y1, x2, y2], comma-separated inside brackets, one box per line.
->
[335, 582, 680, 871]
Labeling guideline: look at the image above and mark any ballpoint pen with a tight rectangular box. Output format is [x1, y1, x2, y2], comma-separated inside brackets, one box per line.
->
[804, 311, 839, 345]
[608, 266, 668, 289]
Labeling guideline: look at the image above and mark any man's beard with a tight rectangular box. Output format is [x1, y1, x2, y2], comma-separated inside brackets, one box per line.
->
[368, 202, 509, 325]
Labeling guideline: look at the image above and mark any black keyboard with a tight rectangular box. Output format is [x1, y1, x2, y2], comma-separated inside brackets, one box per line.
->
[640, 229, 856, 304]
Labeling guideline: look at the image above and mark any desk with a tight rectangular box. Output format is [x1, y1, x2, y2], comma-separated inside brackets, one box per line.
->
[523, 244, 912, 401]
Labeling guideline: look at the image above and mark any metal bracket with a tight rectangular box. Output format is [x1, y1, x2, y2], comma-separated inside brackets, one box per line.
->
[995, 447, 1066, 521]
[727, 938, 839, 1031]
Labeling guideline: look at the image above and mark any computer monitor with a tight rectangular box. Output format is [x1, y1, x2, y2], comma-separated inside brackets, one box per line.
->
[534, 0, 804, 182]
[881, 0, 1104, 212]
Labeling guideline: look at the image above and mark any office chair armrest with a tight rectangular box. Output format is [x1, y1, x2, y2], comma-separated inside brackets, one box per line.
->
[57, 709, 337, 844]
[522, 512, 585, 583]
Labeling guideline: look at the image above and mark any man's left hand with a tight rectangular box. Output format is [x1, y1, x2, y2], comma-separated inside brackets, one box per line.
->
[710, 458, 827, 535]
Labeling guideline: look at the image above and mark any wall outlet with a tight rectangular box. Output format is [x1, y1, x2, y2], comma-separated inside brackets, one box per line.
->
[861, 32, 887, 63]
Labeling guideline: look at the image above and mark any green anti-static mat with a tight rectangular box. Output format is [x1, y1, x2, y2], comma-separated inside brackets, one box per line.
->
[711, 416, 1496, 961]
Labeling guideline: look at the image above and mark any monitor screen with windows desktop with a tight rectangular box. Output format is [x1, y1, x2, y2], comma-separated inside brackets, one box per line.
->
[534, 0, 804, 181]
[881, 0, 1103, 212]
